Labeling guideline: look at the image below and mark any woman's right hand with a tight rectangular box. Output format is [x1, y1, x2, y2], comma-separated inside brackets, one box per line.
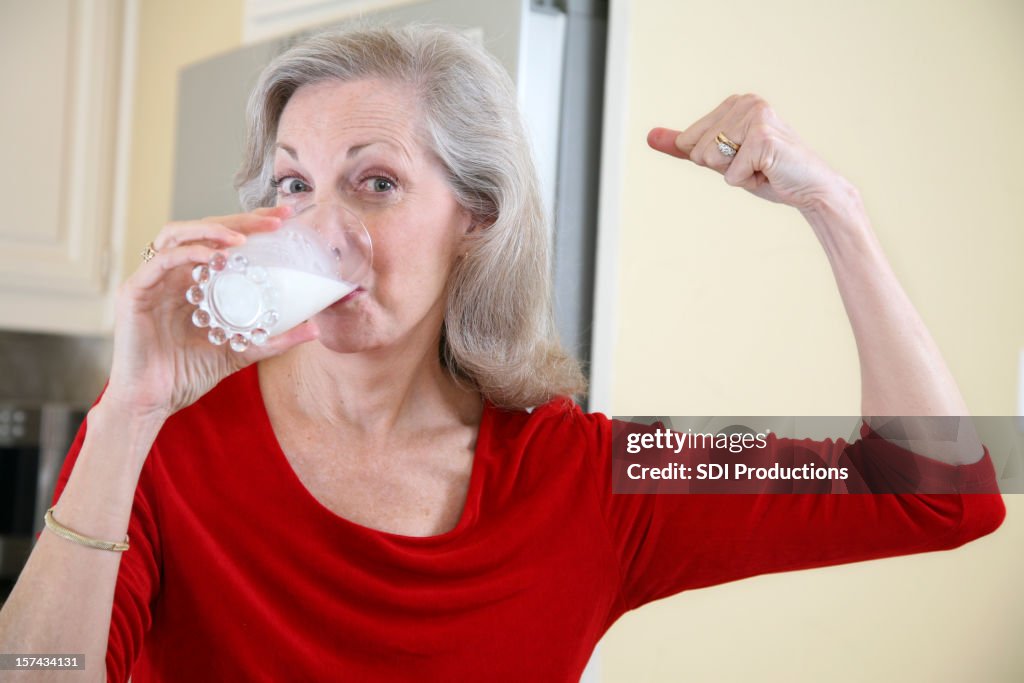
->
[102, 206, 320, 422]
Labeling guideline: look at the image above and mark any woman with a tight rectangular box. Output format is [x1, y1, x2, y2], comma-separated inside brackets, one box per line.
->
[0, 25, 1004, 682]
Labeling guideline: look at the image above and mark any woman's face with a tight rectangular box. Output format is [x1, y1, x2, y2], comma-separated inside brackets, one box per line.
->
[272, 78, 473, 355]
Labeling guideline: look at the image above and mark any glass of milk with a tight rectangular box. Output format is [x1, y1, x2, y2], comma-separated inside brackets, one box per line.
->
[185, 203, 372, 352]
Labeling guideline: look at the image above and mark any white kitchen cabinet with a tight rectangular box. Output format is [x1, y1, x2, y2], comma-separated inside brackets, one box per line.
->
[0, 0, 131, 334]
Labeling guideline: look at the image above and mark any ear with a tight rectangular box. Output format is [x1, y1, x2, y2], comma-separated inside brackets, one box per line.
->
[463, 209, 484, 235]
[457, 215, 486, 260]
[464, 212, 496, 235]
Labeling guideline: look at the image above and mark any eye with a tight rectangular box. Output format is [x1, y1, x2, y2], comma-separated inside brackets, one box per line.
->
[272, 175, 310, 195]
[359, 172, 398, 194]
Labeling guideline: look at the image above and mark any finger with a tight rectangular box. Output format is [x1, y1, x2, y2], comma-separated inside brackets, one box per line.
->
[151, 206, 294, 252]
[152, 221, 248, 251]
[129, 243, 222, 290]
[252, 205, 292, 217]
[720, 103, 776, 190]
[690, 100, 748, 172]
[667, 95, 739, 160]
[210, 205, 293, 232]
[647, 127, 689, 159]
[693, 128, 745, 174]
[721, 136, 762, 191]
[152, 214, 281, 252]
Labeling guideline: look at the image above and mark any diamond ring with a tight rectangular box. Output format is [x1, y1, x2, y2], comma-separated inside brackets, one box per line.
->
[141, 242, 157, 263]
[716, 132, 740, 158]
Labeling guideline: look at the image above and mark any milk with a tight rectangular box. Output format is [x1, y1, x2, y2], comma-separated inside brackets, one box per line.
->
[260, 267, 357, 334]
[208, 267, 356, 336]
[187, 205, 372, 351]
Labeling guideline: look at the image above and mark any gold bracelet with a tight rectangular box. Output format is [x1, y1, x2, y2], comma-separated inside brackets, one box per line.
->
[44, 507, 130, 552]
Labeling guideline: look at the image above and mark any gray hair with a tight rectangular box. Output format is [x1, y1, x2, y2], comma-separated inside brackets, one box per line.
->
[236, 24, 586, 409]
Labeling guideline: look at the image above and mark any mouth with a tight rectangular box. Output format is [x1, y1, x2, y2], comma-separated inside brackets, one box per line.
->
[336, 286, 365, 305]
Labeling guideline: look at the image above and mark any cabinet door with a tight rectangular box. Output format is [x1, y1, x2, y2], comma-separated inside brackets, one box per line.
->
[0, 0, 126, 334]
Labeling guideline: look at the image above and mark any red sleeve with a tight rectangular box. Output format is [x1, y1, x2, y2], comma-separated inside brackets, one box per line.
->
[584, 413, 1006, 613]
[47, 411, 162, 683]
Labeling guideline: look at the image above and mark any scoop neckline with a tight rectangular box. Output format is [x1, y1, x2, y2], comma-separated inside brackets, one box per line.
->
[244, 363, 491, 545]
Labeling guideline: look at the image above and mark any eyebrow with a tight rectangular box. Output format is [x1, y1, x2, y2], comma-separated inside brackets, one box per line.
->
[273, 140, 409, 161]
[346, 142, 378, 158]
[275, 142, 298, 159]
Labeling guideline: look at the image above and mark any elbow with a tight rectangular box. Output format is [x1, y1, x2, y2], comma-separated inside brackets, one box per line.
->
[945, 493, 1006, 549]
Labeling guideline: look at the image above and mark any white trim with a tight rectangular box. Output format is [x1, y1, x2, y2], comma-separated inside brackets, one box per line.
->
[516, 2, 566, 240]
[243, 0, 421, 43]
[103, 0, 139, 330]
[589, 0, 630, 416]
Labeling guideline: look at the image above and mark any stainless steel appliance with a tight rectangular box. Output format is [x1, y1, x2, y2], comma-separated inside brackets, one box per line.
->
[0, 403, 86, 604]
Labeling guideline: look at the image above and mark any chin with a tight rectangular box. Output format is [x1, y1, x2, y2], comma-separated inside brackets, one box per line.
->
[312, 324, 381, 354]
[309, 312, 388, 354]
[308, 294, 443, 356]
[317, 338, 378, 354]
[307, 293, 369, 346]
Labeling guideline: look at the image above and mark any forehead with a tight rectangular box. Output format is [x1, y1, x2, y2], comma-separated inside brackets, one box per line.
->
[276, 78, 422, 153]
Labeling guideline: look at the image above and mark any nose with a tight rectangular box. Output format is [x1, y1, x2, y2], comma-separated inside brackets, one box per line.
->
[292, 201, 350, 236]
[290, 202, 373, 282]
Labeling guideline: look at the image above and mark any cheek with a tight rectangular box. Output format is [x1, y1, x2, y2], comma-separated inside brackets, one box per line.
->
[371, 232, 456, 294]
[369, 215, 463, 280]
[361, 185, 468, 299]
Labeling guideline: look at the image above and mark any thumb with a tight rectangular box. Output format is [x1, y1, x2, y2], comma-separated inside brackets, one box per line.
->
[647, 127, 690, 160]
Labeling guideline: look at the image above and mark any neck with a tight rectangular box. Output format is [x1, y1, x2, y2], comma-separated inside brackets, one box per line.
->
[259, 334, 480, 437]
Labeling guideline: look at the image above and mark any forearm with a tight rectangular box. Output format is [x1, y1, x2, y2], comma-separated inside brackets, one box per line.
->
[0, 400, 163, 681]
[648, 96, 986, 466]
[801, 179, 983, 465]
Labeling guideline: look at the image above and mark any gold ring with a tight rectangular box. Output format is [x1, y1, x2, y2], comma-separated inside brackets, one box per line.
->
[716, 132, 740, 157]
[141, 242, 157, 263]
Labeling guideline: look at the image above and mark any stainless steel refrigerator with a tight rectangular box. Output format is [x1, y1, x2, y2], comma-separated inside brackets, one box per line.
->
[171, 0, 607, 393]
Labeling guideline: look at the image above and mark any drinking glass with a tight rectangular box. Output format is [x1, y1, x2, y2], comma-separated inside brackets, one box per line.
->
[185, 203, 372, 352]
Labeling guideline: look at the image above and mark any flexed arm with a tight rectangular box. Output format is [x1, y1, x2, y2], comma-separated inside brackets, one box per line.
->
[648, 94, 982, 465]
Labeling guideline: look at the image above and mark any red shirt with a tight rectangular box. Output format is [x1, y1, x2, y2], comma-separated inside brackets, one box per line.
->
[51, 365, 1004, 682]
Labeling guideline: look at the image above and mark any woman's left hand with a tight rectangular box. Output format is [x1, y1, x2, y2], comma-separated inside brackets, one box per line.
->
[647, 94, 848, 211]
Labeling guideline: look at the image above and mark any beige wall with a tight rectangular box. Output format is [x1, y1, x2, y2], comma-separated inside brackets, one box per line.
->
[121, 0, 245, 281]
[599, 0, 1023, 681]
[116, 1, 1022, 680]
